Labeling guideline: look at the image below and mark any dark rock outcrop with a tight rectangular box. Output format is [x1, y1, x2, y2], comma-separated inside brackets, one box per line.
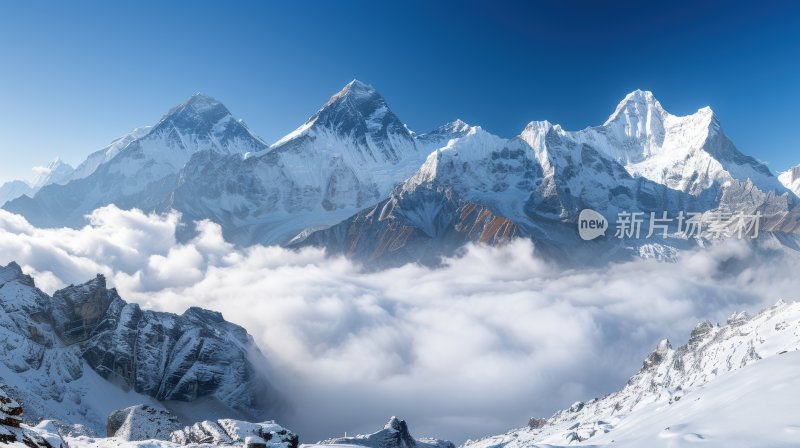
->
[49, 275, 284, 419]
[320, 416, 455, 448]
[0, 386, 65, 447]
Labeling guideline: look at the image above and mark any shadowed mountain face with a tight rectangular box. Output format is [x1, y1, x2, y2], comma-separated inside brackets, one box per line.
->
[0, 262, 284, 435]
[3, 84, 799, 265]
[295, 185, 526, 266]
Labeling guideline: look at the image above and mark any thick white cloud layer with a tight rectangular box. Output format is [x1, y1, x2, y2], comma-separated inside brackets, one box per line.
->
[0, 205, 797, 442]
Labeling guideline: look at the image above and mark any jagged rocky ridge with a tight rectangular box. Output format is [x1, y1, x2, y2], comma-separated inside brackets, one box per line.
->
[3, 83, 800, 265]
[461, 300, 800, 447]
[0, 262, 282, 436]
[310, 416, 454, 448]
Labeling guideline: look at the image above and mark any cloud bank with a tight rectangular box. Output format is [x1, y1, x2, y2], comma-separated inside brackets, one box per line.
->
[0, 205, 798, 442]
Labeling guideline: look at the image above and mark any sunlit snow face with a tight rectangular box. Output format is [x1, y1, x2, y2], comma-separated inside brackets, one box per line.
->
[0, 205, 796, 442]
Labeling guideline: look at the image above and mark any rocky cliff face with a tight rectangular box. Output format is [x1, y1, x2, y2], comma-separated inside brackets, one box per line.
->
[54, 275, 281, 415]
[0, 262, 283, 435]
[294, 184, 525, 267]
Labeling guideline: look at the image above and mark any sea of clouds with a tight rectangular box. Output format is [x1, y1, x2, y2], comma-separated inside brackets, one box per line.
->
[0, 205, 798, 442]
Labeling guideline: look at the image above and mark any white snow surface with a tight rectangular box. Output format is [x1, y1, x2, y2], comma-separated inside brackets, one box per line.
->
[67, 419, 296, 448]
[68, 126, 153, 181]
[461, 300, 800, 448]
[779, 164, 800, 197]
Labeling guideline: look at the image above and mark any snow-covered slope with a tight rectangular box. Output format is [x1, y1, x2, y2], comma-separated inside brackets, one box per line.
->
[0, 262, 283, 436]
[165, 80, 430, 244]
[779, 164, 800, 197]
[4, 93, 265, 227]
[68, 126, 153, 181]
[68, 418, 299, 448]
[461, 300, 800, 448]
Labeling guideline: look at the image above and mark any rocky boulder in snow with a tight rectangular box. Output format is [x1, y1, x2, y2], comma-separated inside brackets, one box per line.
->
[106, 405, 180, 441]
[0, 386, 65, 447]
[170, 419, 298, 448]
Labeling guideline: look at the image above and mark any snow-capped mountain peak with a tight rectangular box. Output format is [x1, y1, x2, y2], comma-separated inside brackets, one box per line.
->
[149, 92, 264, 150]
[416, 119, 477, 152]
[435, 118, 471, 134]
[519, 120, 561, 152]
[271, 79, 411, 151]
[2, 93, 268, 227]
[304, 79, 408, 140]
[267, 79, 421, 179]
[779, 164, 800, 196]
[337, 78, 379, 100]
[31, 157, 74, 188]
[0, 261, 34, 286]
[603, 89, 667, 126]
[568, 90, 783, 196]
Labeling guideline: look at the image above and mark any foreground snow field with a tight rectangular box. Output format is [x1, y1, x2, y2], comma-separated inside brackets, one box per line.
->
[463, 301, 800, 448]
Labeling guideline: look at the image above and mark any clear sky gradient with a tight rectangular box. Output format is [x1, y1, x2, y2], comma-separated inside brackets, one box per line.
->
[1, 0, 798, 183]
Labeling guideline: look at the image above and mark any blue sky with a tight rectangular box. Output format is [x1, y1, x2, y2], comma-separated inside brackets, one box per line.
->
[0, 0, 798, 182]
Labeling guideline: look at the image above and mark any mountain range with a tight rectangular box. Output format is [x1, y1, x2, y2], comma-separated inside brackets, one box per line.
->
[3, 82, 800, 266]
